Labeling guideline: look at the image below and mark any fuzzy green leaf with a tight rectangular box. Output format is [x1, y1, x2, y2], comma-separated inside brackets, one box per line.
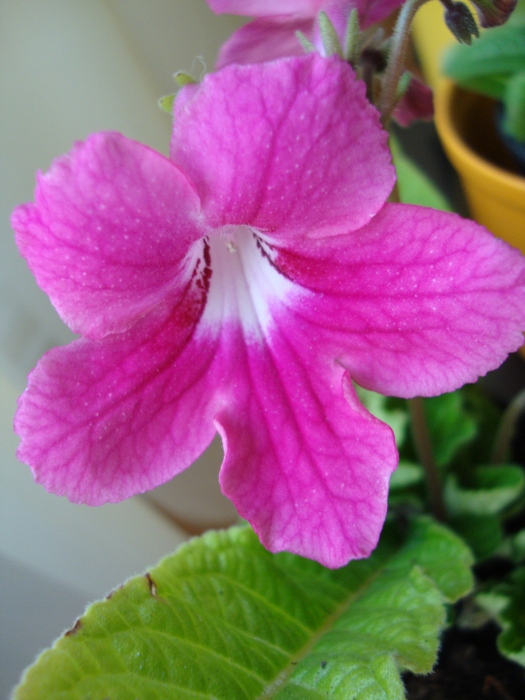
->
[389, 461, 424, 490]
[449, 513, 503, 560]
[445, 464, 525, 516]
[512, 529, 525, 563]
[355, 386, 408, 446]
[477, 567, 525, 667]
[14, 520, 473, 700]
[423, 392, 478, 468]
[502, 71, 525, 141]
[443, 25, 525, 100]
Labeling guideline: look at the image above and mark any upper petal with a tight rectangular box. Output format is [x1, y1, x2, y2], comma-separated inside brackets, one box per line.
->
[217, 323, 397, 569]
[215, 17, 312, 68]
[275, 203, 525, 397]
[207, 0, 324, 16]
[357, 0, 405, 25]
[171, 54, 394, 238]
[12, 132, 204, 339]
[15, 289, 226, 505]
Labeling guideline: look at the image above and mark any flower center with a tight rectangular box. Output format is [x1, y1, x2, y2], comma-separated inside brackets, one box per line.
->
[198, 225, 294, 339]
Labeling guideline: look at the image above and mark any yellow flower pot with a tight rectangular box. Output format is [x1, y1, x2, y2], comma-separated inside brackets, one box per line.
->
[434, 79, 525, 256]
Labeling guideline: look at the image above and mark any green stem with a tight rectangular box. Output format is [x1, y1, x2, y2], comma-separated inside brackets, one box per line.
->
[379, 0, 432, 127]
[409, 397, 447, 522]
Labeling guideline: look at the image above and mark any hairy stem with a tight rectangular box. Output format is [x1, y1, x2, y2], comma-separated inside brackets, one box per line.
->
[379, 0, 431, 127]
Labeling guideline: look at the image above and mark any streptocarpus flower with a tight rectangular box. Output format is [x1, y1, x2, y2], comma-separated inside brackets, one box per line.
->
[208, 0, 404, 67]
[12, 55, 525, 568]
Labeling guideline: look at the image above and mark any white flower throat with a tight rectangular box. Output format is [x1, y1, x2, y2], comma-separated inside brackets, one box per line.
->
[196, 225, 295, 338]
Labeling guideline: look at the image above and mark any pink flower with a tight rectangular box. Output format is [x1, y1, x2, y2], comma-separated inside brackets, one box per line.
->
[12, 55, 525, 567]
[208, 0, 404, 67]
[208, 0, 433, 127]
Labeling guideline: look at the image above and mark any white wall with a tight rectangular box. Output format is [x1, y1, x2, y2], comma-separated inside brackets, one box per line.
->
[0, 2, 243, 695]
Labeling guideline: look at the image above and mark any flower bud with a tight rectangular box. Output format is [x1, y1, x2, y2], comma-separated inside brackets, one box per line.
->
[470, 0, 517, 28]
[444, 2, 480, 44]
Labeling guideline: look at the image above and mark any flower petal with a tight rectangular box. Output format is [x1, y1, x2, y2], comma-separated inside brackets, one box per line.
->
[12, 132, 204, 339]
[15, 291, 226, 505]
[172, 54, 394, 238]
[393, 75, 434, 127]
[207, 0, 323, 16]
[217, 325, 397, 568]
[358, 0, 405, 25]
[215, 16, 312, 68]
[275, 203, 525, 397]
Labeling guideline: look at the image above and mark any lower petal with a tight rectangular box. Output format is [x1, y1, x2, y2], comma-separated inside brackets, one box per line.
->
[15, 297, 226, 505]
[216, 325, 397, 568]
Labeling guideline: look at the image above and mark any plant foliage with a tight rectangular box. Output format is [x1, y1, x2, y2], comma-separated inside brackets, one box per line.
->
[14, 519, 473, 700]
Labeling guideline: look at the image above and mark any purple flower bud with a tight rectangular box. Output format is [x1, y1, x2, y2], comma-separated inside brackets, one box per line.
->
[444, 2, 480, 44]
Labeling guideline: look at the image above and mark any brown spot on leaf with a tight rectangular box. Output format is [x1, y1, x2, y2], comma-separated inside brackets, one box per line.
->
[145, 572, 157, 597]
[65, 619, 82, 636]
[105, 584, 124, 600]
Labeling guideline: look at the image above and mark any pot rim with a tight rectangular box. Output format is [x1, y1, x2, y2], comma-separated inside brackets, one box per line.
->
[434, 79, 525, 195]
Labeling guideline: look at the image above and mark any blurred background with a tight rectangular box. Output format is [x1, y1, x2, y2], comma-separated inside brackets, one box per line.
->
[0, 1, 244, 695]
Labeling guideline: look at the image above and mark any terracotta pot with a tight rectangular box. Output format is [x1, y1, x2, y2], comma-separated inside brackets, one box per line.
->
[434, 79, 525, 255]
[434, 80, 525, 359]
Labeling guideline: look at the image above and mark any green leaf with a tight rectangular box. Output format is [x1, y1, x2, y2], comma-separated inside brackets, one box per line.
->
[354, 386, 408, 446]
[389, 461, 424, 490]
[14, 520, 473, 700]
[477, 567, 525, 667]
[511, 529, 525, 563]
[423, 392, 478, 469]
[443, 25, 525, 100]
[449, 513, 503, 560]
[502, 71, 525, 142]
[445, 464, 525, 516]
[390, 136, 453, 211]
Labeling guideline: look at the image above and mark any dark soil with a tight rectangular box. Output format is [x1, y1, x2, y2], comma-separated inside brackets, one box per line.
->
[403, 623, 525, 699]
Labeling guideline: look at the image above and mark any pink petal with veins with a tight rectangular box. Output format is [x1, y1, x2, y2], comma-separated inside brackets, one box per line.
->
[12, 54, 525, 567]
[216, 16, 313, 68]
[217, 323, 397, 569]
[276, 203, 525, 396]
[172, 55, 394, 237]
[12, 133, 203, 339]
[15, 287, 226, 505]
[208, 0, 323, 16]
